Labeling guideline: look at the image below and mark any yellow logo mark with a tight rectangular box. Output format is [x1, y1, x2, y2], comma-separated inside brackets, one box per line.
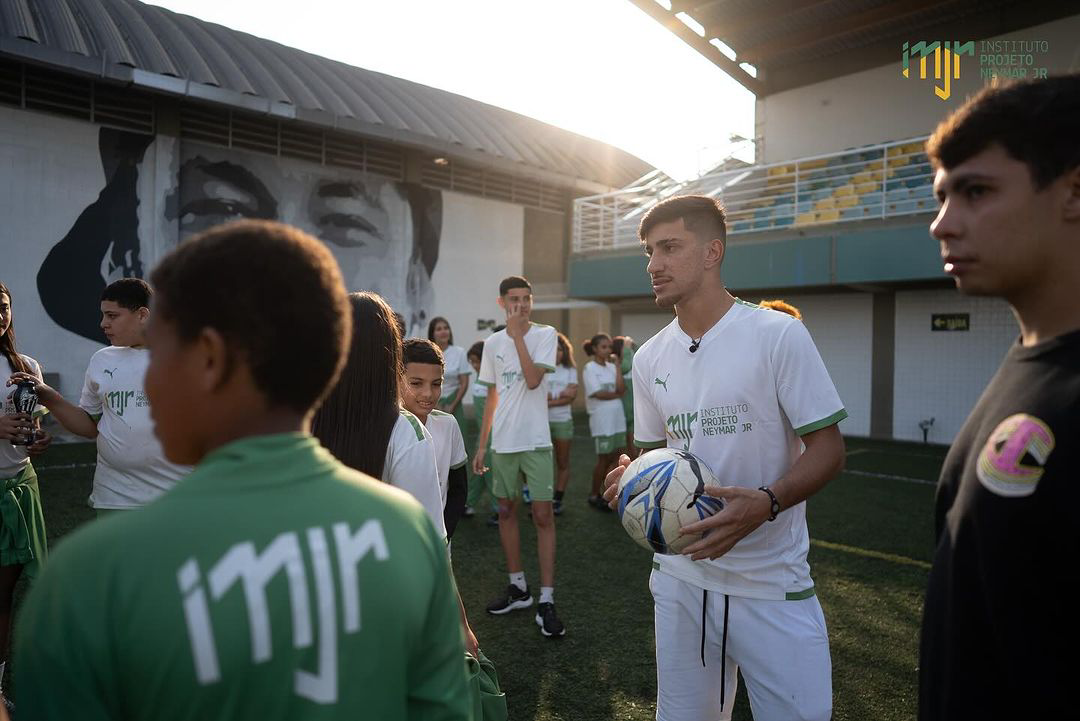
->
[902, 41, 975, 100]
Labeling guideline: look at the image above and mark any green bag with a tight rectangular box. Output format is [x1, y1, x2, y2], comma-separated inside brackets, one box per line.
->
[466, 650, 508, 721]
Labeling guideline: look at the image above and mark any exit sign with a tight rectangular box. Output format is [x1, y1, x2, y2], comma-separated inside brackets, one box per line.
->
[932, 313, 970, 331]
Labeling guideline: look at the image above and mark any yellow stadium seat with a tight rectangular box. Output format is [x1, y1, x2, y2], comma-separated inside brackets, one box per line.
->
[795, 212, 817, 226]
[838, 195, 858, 208]
[835, 184, 855, 197]
[816, 209, 840, 222]
[815, 197, 836, 211]
[855, 181, 879, 194]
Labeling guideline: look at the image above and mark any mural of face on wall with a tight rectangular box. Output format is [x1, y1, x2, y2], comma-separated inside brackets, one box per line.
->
[36, 128, 442, 343]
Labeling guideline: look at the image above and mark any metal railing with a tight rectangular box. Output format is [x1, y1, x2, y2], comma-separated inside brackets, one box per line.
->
[573, 136, 935, 253]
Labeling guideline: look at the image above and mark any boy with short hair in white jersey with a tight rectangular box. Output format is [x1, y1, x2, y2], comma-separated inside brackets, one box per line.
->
[401, 338, 469, 538]
[472, 276, 565, 638]
[12, 279, 189, 513]
[604, 195, 846, 721]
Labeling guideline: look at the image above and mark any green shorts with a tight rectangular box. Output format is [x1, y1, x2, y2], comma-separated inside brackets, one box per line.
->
[594, 433, 624, 455]
[549, 419, 574, 441]
[491, 448, 554, 502]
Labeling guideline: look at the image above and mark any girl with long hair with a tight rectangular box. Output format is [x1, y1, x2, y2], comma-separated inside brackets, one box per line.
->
[546, 332, 577, 515]
[581, 333, 626, 510]
[312, 292, 479, 656]
[427, 316, 470, 435]
[311, 292, 445, 537]
[0, 281, 50, 704]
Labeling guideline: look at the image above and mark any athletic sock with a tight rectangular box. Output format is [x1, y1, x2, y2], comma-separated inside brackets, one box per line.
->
[509, 572, 527, 592]
[539, 586, 555, 604]
[0, 660, 6, 692]
[554, 490, 565, 502]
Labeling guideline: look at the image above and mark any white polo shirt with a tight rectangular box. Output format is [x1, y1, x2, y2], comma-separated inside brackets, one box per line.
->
[546, 365, 577, 424]
[0, 354, 46, 478]
[383, 409, 447, 539]
[425, 409, 468, 508]
[477, 324, 556, 454]
[633, 300, 846, 601]
[438, 345, 471, 402]
[79, 346, 190, 509]
[583, 360, 626, 438]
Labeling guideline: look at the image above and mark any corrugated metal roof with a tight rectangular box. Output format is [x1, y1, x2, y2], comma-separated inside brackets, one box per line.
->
[0, 0, 652, 190]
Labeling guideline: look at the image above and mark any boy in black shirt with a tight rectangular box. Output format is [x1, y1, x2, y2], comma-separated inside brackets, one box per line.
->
[920, 75, 1080, 720]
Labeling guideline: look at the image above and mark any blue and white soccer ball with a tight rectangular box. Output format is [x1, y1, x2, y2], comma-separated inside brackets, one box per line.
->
[616, 447, 725, 555]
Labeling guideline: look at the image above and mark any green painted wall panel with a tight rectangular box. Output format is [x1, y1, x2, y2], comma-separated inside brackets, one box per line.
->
[569, 221, 945, 299]
[834, 225, 942, 283]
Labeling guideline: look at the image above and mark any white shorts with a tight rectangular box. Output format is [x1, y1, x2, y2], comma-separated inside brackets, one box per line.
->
[650, 569, 832, 721]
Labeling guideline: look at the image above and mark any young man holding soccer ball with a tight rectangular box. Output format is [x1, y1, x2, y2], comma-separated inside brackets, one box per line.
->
[919, 75, 1080, 720]
[604, 195, 846, 720]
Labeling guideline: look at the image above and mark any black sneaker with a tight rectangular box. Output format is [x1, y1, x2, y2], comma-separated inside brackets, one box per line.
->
[486, 512, 500, 527]
[535, 602, 566, 637]
[462, 504, 476, 517]
[486, 584, 533, 615]
[553, 498, 564, 515]
[587, 495, 612, 512]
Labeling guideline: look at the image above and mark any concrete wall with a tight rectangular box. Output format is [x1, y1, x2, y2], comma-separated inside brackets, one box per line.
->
[893, 289, 1017, 444]
[758, 14, 1080, 163]
[0, 105, 528, 402]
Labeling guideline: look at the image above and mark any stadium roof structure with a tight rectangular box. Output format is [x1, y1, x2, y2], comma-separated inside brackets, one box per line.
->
[0, 0, 652, 192]
[628, 0, 1077, 96]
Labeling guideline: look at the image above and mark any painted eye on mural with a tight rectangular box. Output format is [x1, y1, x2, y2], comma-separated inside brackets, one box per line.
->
[175, 157, 278, 237]
[307, 181, 391, 253]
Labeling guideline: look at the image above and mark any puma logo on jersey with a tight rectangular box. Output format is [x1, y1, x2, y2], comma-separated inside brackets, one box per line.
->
[654, 373, 670, 392]
[103, 368, 116, 378]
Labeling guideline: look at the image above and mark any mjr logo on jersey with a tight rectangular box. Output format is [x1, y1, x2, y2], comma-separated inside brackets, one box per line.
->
[666, 412, 697, 442]
[177, 520, 390, 703]
[500, 370, 523, 388]
[106, 390, 151, 416]
[106, 390, 135, 416]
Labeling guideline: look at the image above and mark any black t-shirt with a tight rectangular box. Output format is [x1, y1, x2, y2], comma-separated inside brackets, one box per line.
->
[919, 329, 1080, 721]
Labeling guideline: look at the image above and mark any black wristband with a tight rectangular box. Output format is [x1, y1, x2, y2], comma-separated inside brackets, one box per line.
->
[758, 486, 780, 522]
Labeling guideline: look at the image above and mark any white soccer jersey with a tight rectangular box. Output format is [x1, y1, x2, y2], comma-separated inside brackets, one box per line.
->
[426, 409, 468, 507]
[79, 346, 189, 509]
[438, 345, 471, 402]
[632, 300, 847, 601]
[477, 324, 556, 453]
[583, 360, 627, 438]
[472, 381, 488, 400]
[0, 354, 47, 478]
[546, 365, 577, 423]
[383, 409, 447, 539]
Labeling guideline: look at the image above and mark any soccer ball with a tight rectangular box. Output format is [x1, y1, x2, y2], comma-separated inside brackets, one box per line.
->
[616, 447, 725, 555]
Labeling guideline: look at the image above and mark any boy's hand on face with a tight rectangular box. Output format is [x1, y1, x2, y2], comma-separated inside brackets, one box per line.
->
[505, 304, 529, 340]
[6, 372, 59, 406]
